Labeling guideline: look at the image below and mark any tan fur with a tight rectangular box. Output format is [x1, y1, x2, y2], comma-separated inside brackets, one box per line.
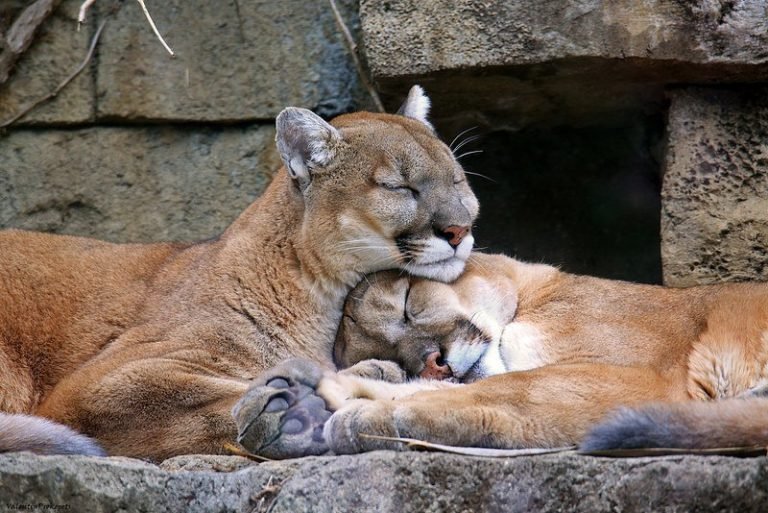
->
[0, 92, 479, 460]
[319, 252, 768, 452]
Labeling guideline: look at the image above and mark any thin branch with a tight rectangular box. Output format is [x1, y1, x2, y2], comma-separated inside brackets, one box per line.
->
[77, 0, 97, 30]
[0, 18, 107, 129]
[328, 0, 384, 112]
[78, 0, 174, 56]
[0, 0, 63, 84]
[222, 442, 272, 462]
[136, 0, 174, 56]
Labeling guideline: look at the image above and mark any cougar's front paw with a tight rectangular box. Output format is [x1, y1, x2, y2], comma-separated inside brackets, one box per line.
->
[232, 358, 332, 459]
[324, 400, 405, 454]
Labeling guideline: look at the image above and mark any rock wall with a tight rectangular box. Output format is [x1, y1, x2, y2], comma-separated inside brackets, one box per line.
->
[0, 125, 279, 241]
[662, 87, 768, 286]
[0, 0, 367, 242]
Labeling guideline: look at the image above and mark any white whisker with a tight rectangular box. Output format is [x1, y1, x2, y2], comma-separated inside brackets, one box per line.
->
[342, 246, 393, 253]
[452, 134, 482, 155]
[337, 240, 389, 248]
[467, 254, 492, 274]
[456, 149, 484, 161]
[449, 126, 479, 151]
[464, 170, 496, 183]
[353, 252, 405, 273]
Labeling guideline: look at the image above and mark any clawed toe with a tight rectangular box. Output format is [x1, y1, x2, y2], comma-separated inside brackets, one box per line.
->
[341, 359, 407, 383]
[324, 400, 403, 455]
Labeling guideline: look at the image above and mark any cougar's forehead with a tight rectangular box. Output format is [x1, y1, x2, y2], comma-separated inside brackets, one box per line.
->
[345, 272, 407, 323]
[346, 271, 462, 328]
[335, 114, 456, 169]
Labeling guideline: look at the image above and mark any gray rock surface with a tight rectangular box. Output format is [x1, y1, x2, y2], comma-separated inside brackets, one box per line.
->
[0, 0, 94, 125]
[662, 87, 768, 287]
[95, 0, 368, 122]
[1, 451, 767, 512]
[360, 0, 768, 128]
[362, 0, 768, 77]
[0, 124, 279, 242]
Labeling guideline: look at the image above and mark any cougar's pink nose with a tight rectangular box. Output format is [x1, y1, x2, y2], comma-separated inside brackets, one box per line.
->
[438, 225, 469, 248]
[419, 351, 453, 380]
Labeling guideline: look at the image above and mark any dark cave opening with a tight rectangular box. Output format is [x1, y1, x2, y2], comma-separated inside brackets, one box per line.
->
[454, 112, 666, 284]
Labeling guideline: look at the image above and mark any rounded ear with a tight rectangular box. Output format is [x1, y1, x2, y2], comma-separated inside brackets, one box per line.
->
[396, 85, 433, 130]
[275, 107, 342, 191]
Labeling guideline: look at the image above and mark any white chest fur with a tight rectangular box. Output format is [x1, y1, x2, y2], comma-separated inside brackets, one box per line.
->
[499, 321, 549, 372]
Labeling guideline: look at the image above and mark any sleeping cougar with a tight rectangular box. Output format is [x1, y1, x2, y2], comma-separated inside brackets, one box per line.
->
[0, 86, 479, 461]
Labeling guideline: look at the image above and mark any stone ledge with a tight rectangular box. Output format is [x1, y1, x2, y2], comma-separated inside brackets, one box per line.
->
[0, 451, 765, 512]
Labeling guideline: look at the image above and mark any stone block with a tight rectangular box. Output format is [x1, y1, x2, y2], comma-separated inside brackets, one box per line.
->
[362, 0, 768, 78]
[662, 87, 768, 286]
[360, 0, 768, 128]
[0, 124, 279, 243]
[95, 0, 368, 122]
[0, 0, 95, 125]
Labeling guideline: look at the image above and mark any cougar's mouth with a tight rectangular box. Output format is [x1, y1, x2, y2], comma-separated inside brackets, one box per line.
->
[394, 233, 474, 282]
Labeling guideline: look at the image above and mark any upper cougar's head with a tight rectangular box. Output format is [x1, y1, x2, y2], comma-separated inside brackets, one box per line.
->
[334, 257, 518, 382]
[275, 86, 479, 284]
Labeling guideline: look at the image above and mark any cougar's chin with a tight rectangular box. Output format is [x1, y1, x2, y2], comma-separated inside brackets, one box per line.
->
[404, 257, 466, 282]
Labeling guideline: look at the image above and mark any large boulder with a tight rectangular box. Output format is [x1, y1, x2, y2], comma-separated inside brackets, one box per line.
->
[0, 451, 766, 512]
[662, 87, 768, 286]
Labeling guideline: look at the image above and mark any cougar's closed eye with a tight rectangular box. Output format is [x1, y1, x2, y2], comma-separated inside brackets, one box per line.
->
[456, 318, 491, 344]
[378, 181, 419, 198]
[402, 281, 412, 324]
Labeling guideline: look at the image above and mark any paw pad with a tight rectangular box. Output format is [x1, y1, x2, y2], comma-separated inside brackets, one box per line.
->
[232, 358, 333, 459]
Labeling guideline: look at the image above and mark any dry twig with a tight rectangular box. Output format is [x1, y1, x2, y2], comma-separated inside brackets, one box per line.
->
[327, 0, 384, 112]
[0, 0, 63, 84]
[250, 475, 284, 513]
[135, 0, 174, 56]
[78, 0, 174, 56]
[222, 442, 272, 462]
[0, 18, 106, 129]
[77, 0, 97, 29]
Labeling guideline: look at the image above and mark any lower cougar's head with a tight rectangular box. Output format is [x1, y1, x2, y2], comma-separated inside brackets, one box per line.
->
[275, 86, 478, 284]
[334, 257, 519, 382]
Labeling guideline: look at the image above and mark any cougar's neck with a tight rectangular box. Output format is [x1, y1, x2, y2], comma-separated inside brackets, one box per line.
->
[217, 171, 355, 341]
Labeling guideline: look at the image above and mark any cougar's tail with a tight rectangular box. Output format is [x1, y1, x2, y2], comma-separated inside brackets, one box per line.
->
[580, 398, 768, 451]
[0, 413, 106, 456]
